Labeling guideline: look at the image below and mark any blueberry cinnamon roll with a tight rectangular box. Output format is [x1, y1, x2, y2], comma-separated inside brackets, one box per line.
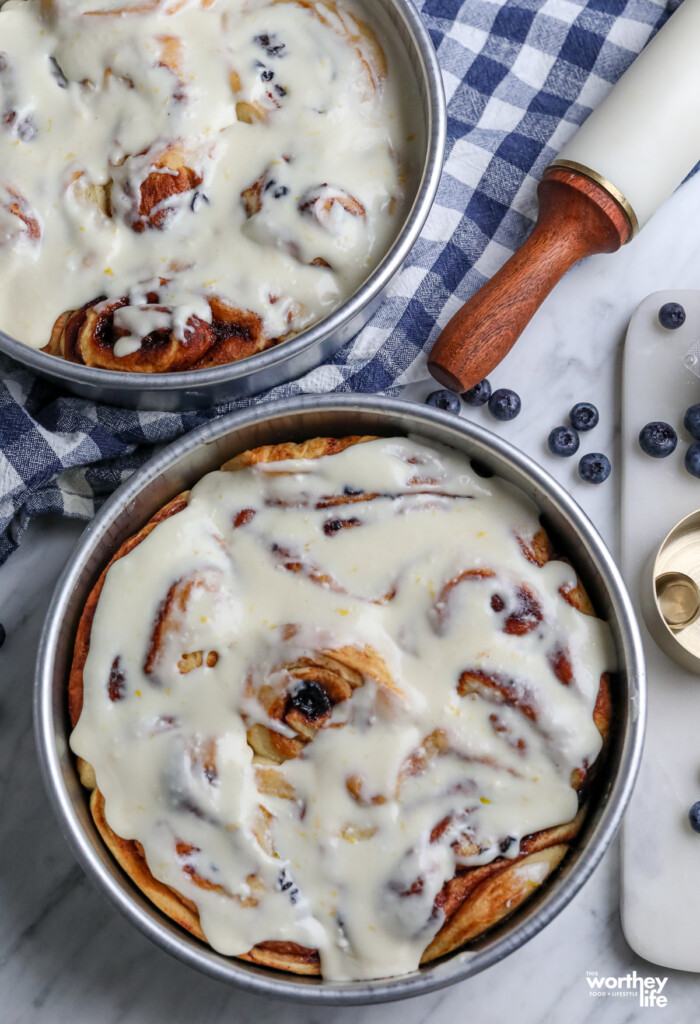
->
[242, 166, 366, 269]
[44, 289, 281, 371]
[69, 436, 615, 980]
[274, 0, 387, 99]
[110, 142, 209, 234]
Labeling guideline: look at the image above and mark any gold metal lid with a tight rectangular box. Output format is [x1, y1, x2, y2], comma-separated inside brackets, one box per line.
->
[641, 510, 700, 673]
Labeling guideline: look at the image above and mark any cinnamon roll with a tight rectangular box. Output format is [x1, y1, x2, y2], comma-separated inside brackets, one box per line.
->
[241, 167, 365, 268]
[0, 0, 415, 360]
[45, 289, 284, 370]
[69, 436, 615, 980]
[109, 143, 208, 234]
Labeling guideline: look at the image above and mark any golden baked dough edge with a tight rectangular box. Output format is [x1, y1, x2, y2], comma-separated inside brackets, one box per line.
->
[69, 434, 612, 978]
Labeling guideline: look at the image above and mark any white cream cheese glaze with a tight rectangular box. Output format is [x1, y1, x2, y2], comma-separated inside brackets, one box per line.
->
[0, 0, 416, 352]
[70, 437, 616, 980]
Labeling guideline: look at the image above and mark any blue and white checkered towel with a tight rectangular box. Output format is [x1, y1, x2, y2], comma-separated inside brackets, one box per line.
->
[0, 0, 678, 563]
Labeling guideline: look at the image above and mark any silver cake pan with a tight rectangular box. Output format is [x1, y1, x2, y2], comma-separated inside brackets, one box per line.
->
[0, 0, 446, 412]
[35, 395, 645, 1004]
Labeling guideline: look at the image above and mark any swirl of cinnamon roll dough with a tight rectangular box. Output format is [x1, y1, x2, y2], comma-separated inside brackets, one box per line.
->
[0, 184, 41, 253]
[274, 0, 387, 99]
[110, 143, 209, 233]
[45, 287, 285, 371]
[241, 166, 366, 268]
[69, 436, 615, 981]
[229, 0, 386, 123]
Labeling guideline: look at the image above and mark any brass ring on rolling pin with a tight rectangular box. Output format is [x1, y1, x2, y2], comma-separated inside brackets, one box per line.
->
[545, 159, 640, 239]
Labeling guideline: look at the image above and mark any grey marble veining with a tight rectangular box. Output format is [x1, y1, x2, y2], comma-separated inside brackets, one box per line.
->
[5, 173, 700, 1022]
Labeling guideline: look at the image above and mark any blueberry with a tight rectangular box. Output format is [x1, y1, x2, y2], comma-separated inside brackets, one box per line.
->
[462, 378, 491, 407]
[578, 452, 611, 484]
[264, 180, 288, 199]
[569, 402, 599, 432]
[689, 801, 700, 833]
[254, 34, 286, 58]
[658, 302, 686, 330]
[426, 389, 461, 415]
[287, 680, 331, 721]
[0, 622, 5, 648]
[277, 867, 300, 904]
[685, 442, 700, 479]
[49, 56, 68, 89]
[261, 68, 274, 82]
[639, 421, 678, 458]
[684, 403, 700, 441]
[190, 191, 209, 213]
[488, 388, 521, 421]
[548, 425, 580, 458]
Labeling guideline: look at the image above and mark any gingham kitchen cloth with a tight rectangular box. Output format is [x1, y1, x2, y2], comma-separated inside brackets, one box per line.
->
[0, 0, 680, 563]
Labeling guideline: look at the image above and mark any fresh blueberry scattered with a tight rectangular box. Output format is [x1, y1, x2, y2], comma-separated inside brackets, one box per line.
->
[578, 452, 611, 484]
[548, 425, 580, 458]
[684, 403, 700, 441]
[261, 68, 274, 82]
[685, 442, 700, 479]
[639, 421, 678, 458]
[426, 389, 461, 414]
[569, 402, 599, 432]
[0, 622, 5, 648]
[689, 801, 700, 833]
[658, 301, 686, 330]
[462, 378, 491, 407]
[488, 388, 521, 421]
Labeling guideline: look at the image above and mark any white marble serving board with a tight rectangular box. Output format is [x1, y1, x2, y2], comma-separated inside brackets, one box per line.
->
[621, 291, 700, 971]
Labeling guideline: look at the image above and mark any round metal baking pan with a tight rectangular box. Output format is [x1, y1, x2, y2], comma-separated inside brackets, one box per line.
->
[35, 396, 645, 1004]
[0, 0, 445, 412]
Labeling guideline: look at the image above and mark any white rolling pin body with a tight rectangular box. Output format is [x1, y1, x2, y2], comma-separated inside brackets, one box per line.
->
[554, 0, 700, 231]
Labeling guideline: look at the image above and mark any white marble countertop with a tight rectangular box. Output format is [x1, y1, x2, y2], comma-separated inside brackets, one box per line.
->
[4, 173, 700, 1023]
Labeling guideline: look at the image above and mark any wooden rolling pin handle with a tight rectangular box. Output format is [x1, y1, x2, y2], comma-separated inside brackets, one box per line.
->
[427, 167, 633, 393]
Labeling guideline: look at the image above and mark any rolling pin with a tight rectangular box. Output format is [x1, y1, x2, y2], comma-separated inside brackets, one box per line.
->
[428, 0, 700, 393]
